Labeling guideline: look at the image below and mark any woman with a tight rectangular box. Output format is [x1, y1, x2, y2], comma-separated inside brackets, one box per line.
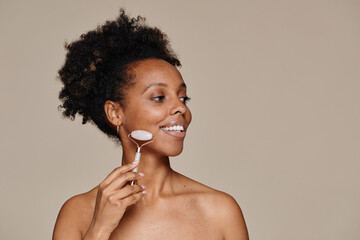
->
[53, 9, 248, 240]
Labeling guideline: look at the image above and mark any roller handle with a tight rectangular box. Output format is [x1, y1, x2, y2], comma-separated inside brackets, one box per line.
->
[131, 152, 141, 185]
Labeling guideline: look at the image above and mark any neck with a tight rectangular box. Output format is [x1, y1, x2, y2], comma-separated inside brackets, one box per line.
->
[122, 149, 175, 203]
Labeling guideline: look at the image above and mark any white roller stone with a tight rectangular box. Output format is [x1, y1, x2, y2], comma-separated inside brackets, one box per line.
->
[131, 130, 153, 141]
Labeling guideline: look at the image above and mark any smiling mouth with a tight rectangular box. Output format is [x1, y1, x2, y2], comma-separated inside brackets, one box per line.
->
[160, 125, 184, 132]
[160, 124, 186, 138]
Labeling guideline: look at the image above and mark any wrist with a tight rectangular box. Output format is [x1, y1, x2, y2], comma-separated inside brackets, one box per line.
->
[83, 223, 111, 240]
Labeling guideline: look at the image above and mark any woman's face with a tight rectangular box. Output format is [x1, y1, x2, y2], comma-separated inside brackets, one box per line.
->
[119, 58, 192, 157]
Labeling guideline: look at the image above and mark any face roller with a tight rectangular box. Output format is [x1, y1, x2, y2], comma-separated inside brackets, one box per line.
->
[128, 130, 155, 185]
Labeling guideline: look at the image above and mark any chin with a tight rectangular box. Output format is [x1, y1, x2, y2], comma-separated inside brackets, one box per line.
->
[143, 142, 184, 157]
[147, 139, 184, 157]
[156, 144, 184, 157]
[157, 144, 184, 157]
[167, 149, 184, 157]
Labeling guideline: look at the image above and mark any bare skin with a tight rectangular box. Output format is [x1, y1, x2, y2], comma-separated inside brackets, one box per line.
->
[53, 59, 249, 240]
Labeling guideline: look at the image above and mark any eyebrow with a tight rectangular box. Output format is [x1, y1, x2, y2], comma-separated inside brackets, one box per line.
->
[142, 82, 187, 93]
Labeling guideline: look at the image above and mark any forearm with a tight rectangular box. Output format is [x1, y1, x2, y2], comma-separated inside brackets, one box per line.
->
[82, 224, 111, 240]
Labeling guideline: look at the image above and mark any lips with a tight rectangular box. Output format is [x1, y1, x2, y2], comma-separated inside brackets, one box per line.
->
[160, 120, 187, 138]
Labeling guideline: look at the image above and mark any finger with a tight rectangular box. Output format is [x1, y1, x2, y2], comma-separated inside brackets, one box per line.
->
[110, 184, 145, 199]
[122, 191, 146, 207]
[101, 162, 139, 186]
[107, 171, 144, 191]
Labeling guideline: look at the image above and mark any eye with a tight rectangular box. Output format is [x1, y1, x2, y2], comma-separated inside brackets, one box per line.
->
[179, 96, 191, 104]
[152, 96, 165, 102]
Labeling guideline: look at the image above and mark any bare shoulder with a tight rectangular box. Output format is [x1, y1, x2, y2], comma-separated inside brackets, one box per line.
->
[53, 187, 97, 240]
[203, 190, 249, 239]
[174, 172, 249, 240]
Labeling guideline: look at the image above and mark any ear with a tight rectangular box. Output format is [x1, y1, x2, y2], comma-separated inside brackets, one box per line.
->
[104, 100, 123, 127]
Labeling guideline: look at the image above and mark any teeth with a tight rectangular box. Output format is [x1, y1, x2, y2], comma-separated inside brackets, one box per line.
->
[161, 125, 184, 132]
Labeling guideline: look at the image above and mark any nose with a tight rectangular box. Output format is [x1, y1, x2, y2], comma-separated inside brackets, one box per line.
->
[170, 98, 186, 115]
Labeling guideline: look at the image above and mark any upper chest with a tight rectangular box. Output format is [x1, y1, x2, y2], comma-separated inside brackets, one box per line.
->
[108, 198, 223, 240]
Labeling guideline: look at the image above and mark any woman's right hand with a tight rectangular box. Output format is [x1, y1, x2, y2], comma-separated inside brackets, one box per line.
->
[83, 162, 145, 240]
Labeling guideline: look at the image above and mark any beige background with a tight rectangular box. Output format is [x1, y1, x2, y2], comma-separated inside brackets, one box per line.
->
[1, 0, 359, 239]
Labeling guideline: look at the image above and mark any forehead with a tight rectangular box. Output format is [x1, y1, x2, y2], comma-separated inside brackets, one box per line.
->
[130, 58, 184, 87]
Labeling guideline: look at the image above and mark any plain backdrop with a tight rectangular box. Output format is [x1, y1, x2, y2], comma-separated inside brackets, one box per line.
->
[1, 0, 359, 239]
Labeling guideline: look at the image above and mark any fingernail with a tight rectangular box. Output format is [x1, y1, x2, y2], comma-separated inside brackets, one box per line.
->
[141, 185, 146, 189]
[132, 161, 139, 165]
[142, 190, 146, 194]
[139, 172, 144, 177]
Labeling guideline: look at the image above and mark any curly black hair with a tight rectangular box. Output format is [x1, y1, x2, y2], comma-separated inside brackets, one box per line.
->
[57, 9, 181, 142]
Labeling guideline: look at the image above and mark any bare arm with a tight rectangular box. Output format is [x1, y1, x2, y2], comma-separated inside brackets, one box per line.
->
[52, 195, 86, 240]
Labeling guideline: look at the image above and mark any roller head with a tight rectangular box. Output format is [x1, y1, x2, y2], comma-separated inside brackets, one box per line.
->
[130, 130, 153, 141]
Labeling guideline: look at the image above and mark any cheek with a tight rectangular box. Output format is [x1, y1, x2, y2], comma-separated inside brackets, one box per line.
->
[126, 104, 167, 130]
[140, 106, 166, 124]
